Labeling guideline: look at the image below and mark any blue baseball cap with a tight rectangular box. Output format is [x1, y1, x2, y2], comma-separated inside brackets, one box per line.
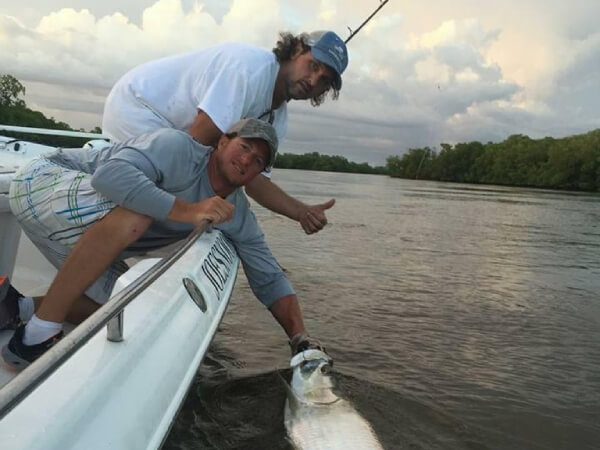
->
[305, 31, 348, 90]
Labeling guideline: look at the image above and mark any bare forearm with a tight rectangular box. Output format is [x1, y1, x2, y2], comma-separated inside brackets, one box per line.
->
[269, 295, 306, 339]
[245, 174, 335, 234]
[168, 197, 197, 223]
[245, 175, 306, 220]
[167, 197, 234, 227]
[187, 110, 222, 147]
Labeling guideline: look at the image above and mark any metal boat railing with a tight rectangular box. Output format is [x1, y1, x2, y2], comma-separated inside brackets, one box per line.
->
[0, 124, 108, 140]
[0, 222, 210, 419]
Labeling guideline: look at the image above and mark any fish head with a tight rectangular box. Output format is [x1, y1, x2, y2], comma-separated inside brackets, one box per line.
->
[289, 349, 338, 404]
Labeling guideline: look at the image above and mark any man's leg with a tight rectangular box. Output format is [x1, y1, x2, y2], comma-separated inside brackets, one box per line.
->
[4, 158, 153, 367]
[26, 294, 100, 324]
[2, 207, 152, 367]
[1, 288, 102, 331]
[65, 295, 102, 324]
[34, 206, 152, 323]
[27, 295, 102, 325]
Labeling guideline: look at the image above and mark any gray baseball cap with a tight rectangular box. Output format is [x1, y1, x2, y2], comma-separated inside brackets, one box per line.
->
[226, 118, 278, 168]
[305, 30, 348, 90]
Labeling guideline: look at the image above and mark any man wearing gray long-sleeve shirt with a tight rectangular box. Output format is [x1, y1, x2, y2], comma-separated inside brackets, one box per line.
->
[2, 119, 320, 369]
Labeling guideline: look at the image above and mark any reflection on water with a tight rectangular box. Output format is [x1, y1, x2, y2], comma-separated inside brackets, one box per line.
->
[165, 170, 599, 449]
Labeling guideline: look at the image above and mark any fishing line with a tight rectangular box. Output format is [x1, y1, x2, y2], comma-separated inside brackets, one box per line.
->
[345, 0, 390, 44]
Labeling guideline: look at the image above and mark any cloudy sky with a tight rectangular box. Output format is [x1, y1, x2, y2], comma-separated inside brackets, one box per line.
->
[1, 0, 599, 165]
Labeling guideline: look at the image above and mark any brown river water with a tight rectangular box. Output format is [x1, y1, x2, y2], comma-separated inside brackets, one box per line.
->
[14, 169, 600, 449]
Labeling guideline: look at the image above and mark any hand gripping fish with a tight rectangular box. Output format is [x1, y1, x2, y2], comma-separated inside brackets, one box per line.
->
[283, 349, 384, 450]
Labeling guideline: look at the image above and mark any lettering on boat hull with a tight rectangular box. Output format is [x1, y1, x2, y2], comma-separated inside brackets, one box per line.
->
[200, 234, 236, 301]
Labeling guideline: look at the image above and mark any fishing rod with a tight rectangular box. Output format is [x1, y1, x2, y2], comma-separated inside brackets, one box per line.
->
[345, 0, 390, 44]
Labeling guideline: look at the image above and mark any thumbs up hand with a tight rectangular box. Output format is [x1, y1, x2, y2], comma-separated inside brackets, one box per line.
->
[298, 198, 336, 234]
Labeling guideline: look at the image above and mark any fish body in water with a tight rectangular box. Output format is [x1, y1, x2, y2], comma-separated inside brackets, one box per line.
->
[284, 349, 384, 450]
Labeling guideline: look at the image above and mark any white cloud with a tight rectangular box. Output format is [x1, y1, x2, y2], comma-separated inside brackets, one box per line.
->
[456, 68, 480, 83]
[0, 0, 598, 165]
[414, 57, 452, 84]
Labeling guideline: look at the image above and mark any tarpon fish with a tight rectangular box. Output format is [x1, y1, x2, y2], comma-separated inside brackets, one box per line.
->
[284, 349, 384, 450]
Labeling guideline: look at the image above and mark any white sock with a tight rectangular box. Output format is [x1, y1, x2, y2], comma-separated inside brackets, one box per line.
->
[23, 314, 63, 346]
[18, 296, 35, 322]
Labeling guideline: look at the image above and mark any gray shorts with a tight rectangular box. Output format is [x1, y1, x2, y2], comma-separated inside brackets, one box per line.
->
[9, 157, 128, 304]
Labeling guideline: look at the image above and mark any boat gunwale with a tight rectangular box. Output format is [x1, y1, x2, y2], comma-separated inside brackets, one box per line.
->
[0, 221, 210, 419]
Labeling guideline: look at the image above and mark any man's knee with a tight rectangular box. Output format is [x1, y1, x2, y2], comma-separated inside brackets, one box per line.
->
[97, 207, 152, 246]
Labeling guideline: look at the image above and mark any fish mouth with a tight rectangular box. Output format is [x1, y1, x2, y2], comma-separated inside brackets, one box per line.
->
[300, 358, 331, 376]
[290, 349, 332, 369]
[287, 350, 339, 405]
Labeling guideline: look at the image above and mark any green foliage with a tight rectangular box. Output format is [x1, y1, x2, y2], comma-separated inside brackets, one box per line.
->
[0, 74, 26, 107]
[0, 73, 98, 147]
[386, 147, 435, 179]
[274, 152, 387, 175]
[386, 130, 600, 192]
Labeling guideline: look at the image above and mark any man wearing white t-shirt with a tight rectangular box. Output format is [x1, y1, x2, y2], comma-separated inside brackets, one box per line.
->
[102, 30, 348, 235]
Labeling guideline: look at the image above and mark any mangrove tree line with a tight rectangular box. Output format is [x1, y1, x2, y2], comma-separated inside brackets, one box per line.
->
[387, 131, 600, 191]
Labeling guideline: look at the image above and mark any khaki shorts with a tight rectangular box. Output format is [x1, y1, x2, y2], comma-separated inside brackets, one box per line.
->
[9, 157, 128, 304]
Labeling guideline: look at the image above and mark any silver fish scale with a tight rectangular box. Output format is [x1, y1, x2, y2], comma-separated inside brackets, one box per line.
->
[285, 401, 384, 450]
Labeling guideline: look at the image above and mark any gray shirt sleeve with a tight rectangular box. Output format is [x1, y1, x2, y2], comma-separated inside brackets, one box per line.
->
[91, 130, 204, 220]
[91, 127, 293, 307]
[222, 200, 295, 308]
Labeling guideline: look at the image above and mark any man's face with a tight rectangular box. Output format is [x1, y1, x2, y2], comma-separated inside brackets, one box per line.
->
[215, 136, 270, 188]
[285, 47, 336, 101]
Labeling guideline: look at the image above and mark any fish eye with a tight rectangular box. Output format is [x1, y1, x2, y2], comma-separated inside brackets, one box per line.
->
[300, 359, 321, 374]
[299, 358, 332, 375]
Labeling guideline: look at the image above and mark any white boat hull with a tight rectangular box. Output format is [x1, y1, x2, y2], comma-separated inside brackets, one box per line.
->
[0, 230, 239, 449]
